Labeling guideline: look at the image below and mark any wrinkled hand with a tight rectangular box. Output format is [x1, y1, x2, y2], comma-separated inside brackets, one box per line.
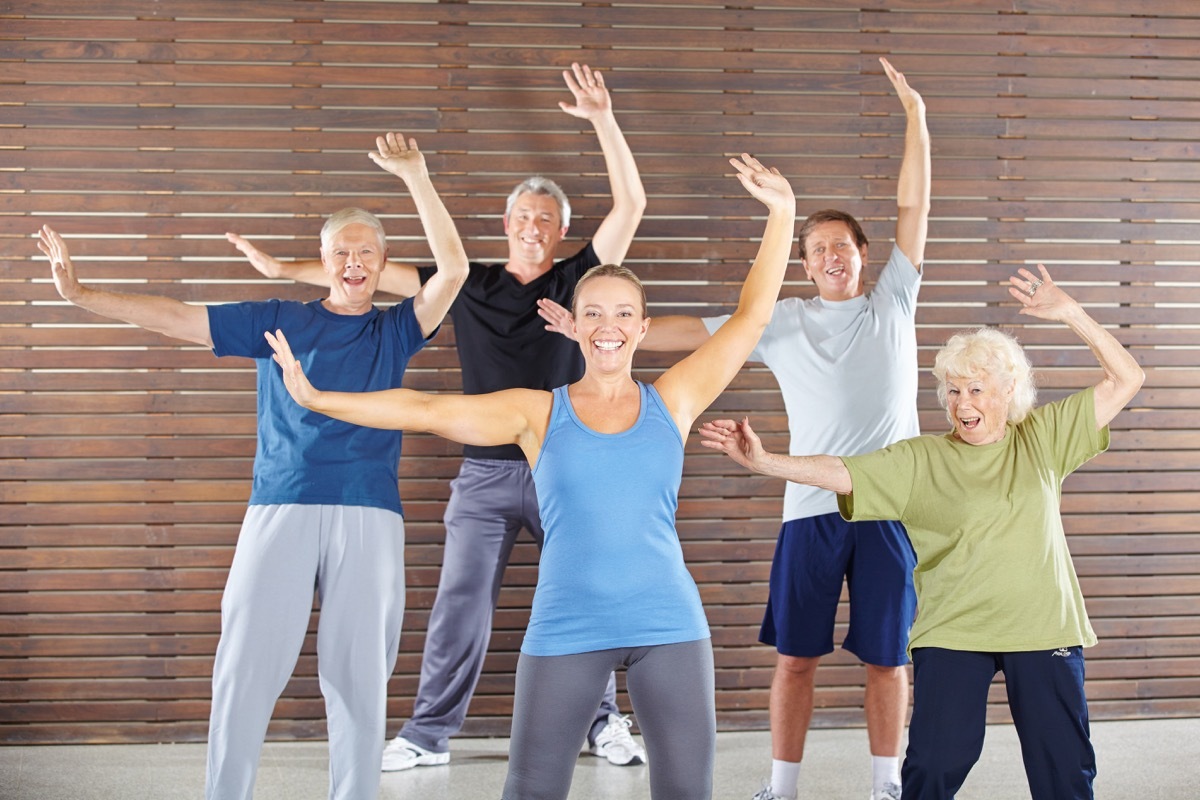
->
[730, 154, 795, 214]
[537, 297, 577, 341]
[880, 57, 925, 119]
[559, 62, 612, 121]
[37, 225, 84, 302]
[368, 132, 428, 183]
[264, 329, 321, 409]
[226, 232, 284, 279]
[1008, 264, 1080, 323]
[698, 417, 767, 472]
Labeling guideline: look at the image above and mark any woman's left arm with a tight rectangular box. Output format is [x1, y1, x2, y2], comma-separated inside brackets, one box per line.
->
[1009, 264, 1145, 429]
[654, 156, 795, 435]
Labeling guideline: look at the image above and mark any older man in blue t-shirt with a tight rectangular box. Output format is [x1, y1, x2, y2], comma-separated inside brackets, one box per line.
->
[35, 132, 467, 800]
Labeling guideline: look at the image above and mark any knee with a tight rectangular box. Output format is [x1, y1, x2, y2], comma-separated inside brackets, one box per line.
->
[865, 663, 908, 685]
[776, 654, 820, 681]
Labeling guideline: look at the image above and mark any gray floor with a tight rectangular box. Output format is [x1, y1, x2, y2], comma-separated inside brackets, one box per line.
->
[1, 718, 1194, 799]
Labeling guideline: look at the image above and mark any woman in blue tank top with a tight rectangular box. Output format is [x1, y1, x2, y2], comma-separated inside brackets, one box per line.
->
[265, 154, 796, 800]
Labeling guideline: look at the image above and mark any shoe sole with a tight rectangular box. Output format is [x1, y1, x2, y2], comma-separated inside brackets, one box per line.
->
[588, 748, 645, 767]
[380, 751, 450, 772]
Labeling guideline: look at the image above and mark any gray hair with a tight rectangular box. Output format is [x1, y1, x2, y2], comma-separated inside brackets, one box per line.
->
[933, 327, 1037, 425]
[320, 207, 387, 250]
[505, 176, 571, 228]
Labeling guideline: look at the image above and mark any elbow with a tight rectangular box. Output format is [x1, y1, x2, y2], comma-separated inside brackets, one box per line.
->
[1126, 363, 1147, 400]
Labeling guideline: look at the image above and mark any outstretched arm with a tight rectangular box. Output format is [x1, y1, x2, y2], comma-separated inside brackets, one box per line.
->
[226, 131, 442, 298]
[560, 63, 647, 264]
[653, 155, 795, 434]
[37, 226, 212, 347]
[698, 417, 852, 494]
[368, 133, 468, 336]
[264, 329, 549, 456]
[881, 58, 930, 270]
[1008, 265, 1144, 429]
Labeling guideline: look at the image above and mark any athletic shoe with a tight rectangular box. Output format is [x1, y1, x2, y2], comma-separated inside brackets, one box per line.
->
[588, 713, 646, 766]
[751, 783, 791, 800]
[871, 781, 902, 800]
[380, 735, 450, 772]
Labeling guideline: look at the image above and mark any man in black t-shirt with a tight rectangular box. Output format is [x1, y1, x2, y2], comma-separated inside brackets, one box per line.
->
[232, 63, 648, 772]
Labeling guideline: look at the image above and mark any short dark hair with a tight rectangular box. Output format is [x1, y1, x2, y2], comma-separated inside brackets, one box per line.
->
[796, 209, 868, 261]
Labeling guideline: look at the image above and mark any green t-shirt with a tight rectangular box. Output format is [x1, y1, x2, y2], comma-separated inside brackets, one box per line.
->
[838, 387, 1108, 654]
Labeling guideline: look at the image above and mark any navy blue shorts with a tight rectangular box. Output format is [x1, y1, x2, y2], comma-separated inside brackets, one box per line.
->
[759, 512, 916, 667]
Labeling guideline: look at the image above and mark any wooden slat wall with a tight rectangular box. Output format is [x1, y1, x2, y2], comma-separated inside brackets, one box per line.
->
[2, 0, 1198, 744]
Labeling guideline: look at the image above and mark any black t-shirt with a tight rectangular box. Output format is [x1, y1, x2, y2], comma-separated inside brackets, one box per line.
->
[417, 242, 600, 459]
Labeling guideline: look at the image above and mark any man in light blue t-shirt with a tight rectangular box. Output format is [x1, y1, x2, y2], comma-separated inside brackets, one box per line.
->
[35, 132, 468, 800]
[540, 57, 930, 800]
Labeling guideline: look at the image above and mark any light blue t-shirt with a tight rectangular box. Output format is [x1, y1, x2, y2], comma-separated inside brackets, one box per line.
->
[524, 382, 711, 656]
[208, 297, 428, 515]
[704, 245, 921, 521]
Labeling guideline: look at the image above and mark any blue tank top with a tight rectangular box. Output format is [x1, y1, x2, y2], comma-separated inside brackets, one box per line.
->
[523, 381, 710, 656]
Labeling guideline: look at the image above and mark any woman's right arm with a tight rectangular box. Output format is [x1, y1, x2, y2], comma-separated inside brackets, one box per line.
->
[653, 155, 795, 434]
[1008, 264, 1144, 429]
[264, 329, 548, 452]
[698, 417, 853, 494]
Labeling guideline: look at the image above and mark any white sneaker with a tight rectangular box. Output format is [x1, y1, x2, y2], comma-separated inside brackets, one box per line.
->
[751, 783, 792, 800]
[588, 713, 646, 766]
[380, 735, 450, 772]
[871, 781, 902, 800]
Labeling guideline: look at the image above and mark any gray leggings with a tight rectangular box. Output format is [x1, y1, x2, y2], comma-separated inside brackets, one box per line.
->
[502, 638, 716, 800]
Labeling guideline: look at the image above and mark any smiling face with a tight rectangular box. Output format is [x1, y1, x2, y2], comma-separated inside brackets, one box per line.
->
[571, 275, 650, 374]
[801, 219, 867, 301]
[504, 191, 567, 270]
[945, 371, 1015, 446]
[320, 222, 387, 314]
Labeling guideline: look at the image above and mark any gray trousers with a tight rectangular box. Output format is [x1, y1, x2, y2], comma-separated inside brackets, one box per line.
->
[503, 639, 717, 800]
[205, 504, 406, 800]
[399, 458, 619, 752]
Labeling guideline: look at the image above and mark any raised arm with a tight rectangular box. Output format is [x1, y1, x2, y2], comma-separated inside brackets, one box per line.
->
[653, 155, 795, 434]
[264, 329, 552, 462]
[368, 133, 468, 336]
[225, 131, 441, 298]
[37, 226, 212, 347]
[881, 58, 930, 270]
[559, 63, 647, 264]
[1008, 265, 1144, 429]
[698, 417, 853, 494]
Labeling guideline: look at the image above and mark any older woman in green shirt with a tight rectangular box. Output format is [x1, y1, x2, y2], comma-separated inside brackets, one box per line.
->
[699, 265, 1144, 800]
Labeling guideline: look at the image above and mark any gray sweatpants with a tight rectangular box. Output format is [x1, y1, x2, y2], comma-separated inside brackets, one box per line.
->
[205, 504, 406, 800]
[503, 639, 717, 800]
[399, 458, 619, 752]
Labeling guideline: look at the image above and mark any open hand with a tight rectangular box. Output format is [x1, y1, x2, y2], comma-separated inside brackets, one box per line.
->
[226, 232, 285, 279]
[1008, 264, 1080, 323]
[730, 154, 795, 214]
[698, 417, 767, 472]
[264, 329, 321, 409]
[368, 132, 428, 183]
[881, 57, 925, 119]
[559, 63, 612, 121]
[537, 297, 577, 341]
[37, 225, 83, 302]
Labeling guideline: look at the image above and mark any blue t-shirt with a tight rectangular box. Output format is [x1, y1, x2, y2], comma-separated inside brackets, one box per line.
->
[524, 382, 711, 656]
[207, 298, 429, 515]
